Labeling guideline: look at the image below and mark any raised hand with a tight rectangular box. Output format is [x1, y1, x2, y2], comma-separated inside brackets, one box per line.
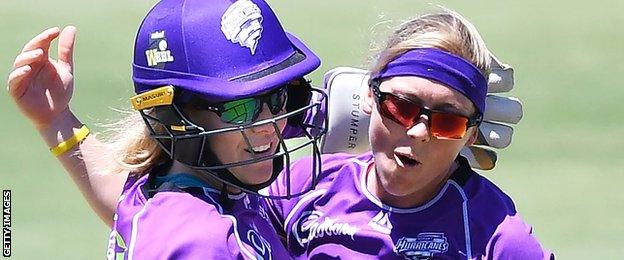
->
[7, 26, 76, 130]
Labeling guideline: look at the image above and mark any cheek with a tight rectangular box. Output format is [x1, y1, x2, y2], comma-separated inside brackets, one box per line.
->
[368, 112, 391, 151]
[207, 132, 242, 163]
[276, 118, 288, 133]
[425, 138, 471, 167]
[185, 108, 221, 129]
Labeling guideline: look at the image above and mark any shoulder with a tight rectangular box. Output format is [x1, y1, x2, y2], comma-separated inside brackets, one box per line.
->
[451, 157, 517, 216]
[265, 152, 370, 227]
[484, 215, 554, 260]
[140, 191, 235, 234]
[460, 177, 554, 259]
[296, 152, 371, 181]
[291, 152, 366, 172]
[449, 158, 554, 259]
[465, 173, 516, 212]
[118, 191, 238, 259]
[274, 152, 370, 194]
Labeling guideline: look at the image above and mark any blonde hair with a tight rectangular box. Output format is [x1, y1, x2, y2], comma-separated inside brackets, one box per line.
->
[89, 110, 167, 176]
[371, 9, 491, 78]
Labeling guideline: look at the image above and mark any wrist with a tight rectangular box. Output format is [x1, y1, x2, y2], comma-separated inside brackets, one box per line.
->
[36, 108, 86, 150]
[35, 107, 78, 132]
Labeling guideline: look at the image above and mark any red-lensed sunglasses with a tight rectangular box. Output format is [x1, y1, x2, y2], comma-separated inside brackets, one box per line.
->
[371, 80, 482, 139]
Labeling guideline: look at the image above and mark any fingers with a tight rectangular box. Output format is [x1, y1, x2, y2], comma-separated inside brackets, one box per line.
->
[460, 146, 497, 171]
[483, 95, 523, 124]
[487, 53, 514, 93]
[13, 49, 45, 68]
[21, 27, 61, 55]
[57, 26, 77, 71]
[487, 67, 514, 93]
[476, 121, 514, 149]
[6, 65, 33, 99]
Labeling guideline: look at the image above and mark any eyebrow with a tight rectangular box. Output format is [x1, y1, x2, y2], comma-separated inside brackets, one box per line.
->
[432, 102, 467, 114]
[398, 93, 469, 115]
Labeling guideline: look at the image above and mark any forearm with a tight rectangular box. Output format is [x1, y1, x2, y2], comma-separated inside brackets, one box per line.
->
[37, 108, 126, 228]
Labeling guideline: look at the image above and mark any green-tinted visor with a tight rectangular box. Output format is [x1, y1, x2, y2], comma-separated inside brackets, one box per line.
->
[190, 87, 288, 125]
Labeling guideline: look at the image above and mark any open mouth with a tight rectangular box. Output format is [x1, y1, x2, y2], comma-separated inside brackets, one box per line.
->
[245, 143, 272, 154]
[394, 153, 421, 168]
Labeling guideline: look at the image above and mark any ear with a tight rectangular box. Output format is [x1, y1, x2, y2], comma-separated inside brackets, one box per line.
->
[464, 127, 479, 146]
[362, 87, 374, 115]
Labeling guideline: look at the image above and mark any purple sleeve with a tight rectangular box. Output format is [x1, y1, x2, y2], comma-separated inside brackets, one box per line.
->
[126, 193, 246, 259]
[485, 215, 554, 260]
[263, 153, 357, 242]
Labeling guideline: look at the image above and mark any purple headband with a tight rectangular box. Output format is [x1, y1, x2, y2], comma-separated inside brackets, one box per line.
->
[371, 48, 487, 114]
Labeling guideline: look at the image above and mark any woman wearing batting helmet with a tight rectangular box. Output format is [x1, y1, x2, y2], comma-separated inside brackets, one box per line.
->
[8, 0, 327, 258]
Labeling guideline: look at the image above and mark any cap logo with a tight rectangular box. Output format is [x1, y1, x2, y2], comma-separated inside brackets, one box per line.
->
[221, 0, 263, 55]
[145, 31, 174, 68]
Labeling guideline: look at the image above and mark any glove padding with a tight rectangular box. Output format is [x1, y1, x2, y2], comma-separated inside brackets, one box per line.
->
[320, 53, 522, 170]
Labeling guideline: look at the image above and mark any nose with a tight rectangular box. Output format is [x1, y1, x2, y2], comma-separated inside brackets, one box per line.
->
[249, 103, 283, 134]
[405, 115, 430, 143]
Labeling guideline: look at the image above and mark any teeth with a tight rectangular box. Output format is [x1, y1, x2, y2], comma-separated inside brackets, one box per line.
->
[394, 153, 420, 167]
[251, 144, 270, 153]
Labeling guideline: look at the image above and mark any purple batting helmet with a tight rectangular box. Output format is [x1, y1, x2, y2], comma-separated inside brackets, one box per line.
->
[130, 0, 327, 199]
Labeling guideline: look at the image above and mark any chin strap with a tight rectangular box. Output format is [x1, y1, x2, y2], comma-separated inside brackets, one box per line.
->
[219, 183, 234, 210]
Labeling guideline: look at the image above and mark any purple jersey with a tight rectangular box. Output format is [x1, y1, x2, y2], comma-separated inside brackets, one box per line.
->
[266, 152, 553, 259]
[106, 173, 292, 260]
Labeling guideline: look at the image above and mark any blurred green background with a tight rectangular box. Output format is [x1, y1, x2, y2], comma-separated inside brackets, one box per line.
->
[1, 0, 622, 258]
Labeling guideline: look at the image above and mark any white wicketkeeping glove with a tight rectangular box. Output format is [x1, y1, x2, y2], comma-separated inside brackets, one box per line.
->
[319, 53, 522, 170]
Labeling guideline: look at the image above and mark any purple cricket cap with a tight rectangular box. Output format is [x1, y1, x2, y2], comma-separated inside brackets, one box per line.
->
[132, 0, 321, 102]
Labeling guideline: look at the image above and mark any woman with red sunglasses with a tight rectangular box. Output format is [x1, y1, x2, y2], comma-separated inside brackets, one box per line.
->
[265, 10, 554, 259]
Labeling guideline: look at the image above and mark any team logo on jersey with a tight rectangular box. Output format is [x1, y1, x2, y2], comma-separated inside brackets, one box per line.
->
[145, 30, 174, 68]
[368, 211, 393, 234]
[221, 0, 263, 55]
[293, 210, 359, 247]
[394, 233, 449, 259]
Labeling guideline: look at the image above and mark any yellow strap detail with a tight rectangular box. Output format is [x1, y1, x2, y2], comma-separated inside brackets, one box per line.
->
[130, 85, 175, 110]
[170, 125, 186, 132]
[50, 125, 90, 156]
